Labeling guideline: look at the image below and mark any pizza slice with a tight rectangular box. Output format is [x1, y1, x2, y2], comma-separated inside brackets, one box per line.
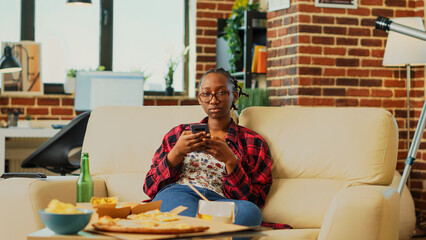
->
[92, 211, 209, 234]
[127, 209, 179, 222]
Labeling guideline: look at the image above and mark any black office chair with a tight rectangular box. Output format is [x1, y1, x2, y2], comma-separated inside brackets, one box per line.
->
[20, 111, 91, 176]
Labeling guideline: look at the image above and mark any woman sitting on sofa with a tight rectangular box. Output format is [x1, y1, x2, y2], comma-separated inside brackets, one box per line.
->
[143, 68, 272, 226]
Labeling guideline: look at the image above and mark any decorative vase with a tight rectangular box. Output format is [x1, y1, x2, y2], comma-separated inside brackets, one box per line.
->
[7, 114, 19, 127]
[165, 87, 174, 96]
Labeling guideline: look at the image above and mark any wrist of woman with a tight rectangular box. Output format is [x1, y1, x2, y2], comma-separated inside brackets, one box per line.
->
[167, 150, 184, 168]
[225, 156, 238, 173]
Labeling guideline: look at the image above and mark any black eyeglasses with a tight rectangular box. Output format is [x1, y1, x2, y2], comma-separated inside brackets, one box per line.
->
[199, 91, 231, 103]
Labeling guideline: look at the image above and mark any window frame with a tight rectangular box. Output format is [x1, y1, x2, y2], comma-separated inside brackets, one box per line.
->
[21, 0, 34, 41]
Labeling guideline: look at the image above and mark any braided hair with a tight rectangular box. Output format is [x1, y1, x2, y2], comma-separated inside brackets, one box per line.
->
[199, 68, 249, 110]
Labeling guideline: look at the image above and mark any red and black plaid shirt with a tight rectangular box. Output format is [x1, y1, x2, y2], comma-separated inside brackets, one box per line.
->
[143, 117, 273, 209]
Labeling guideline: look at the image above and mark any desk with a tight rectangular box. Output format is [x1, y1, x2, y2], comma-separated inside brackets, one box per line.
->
[0, 128, 60, 174]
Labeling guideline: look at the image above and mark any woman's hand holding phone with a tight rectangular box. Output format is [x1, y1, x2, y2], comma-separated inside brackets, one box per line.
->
[203, 136, 237, 173]
[167, 128, 210, 168]
[190, 123, 237, 172]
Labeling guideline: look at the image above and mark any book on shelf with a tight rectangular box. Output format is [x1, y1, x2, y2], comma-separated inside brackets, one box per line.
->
[251, 44, 266, 73]
[257, 48, 267, 73]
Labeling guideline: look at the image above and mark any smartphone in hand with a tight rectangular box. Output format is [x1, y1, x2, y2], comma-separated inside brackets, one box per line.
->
[190, 123, 210, 134]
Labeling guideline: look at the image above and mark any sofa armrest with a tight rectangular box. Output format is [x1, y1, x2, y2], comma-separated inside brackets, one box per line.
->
[318, 185, 399, 240]
[0, 176, 107, 240]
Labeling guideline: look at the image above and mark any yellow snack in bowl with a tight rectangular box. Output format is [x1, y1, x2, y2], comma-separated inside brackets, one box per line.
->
[45, 199, 82, 214]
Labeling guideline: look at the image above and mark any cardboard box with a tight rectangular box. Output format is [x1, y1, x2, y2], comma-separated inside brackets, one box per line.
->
[197, 200, 235, 224]
[77, 200, 163, 222]
[95, 200, 162, 218]
[90, 196, 118, 209]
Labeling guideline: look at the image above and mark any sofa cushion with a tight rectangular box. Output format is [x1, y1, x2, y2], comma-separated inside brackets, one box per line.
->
[82, 106, 206, 176]
[318, 185, 399, 240]
[97, 173, 149, 202]
[239, 106, 398, 185]
[262, 178, 350, 228]
[390, 171, 416, 240]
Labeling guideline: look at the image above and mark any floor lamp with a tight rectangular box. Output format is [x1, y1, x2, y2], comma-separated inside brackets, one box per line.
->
[382, 17, 426, 194]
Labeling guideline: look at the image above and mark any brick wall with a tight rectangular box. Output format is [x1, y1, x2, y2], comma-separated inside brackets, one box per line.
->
[267, 0, 426, 225]
[0, 95, 200, 123]
[143, 96, 199, 106]
[196, 0, 234, 88]
[0, 95, 76, 122]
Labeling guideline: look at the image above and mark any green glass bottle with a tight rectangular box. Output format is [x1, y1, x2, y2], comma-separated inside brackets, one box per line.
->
[76, 152, 93, 203]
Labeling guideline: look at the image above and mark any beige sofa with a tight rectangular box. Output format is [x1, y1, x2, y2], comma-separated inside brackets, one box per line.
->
[0, 106, 416, 239]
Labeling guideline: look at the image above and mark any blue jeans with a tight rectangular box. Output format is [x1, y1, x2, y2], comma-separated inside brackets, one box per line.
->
[152, 183, 262, 227]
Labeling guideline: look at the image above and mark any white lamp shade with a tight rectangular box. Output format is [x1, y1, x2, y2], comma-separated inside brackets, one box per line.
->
[382, 17, 426, 66]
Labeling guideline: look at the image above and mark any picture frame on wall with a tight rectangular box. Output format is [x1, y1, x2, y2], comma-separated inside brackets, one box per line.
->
[1, 41, 43, 95]
[268, 0, 290, 11]
[315, 0, 358, 9]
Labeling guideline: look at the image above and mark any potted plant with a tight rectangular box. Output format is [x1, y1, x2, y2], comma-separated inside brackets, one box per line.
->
[65, 66, 105, 94]
[164, 58, 178, 96]
[67, 69, 77, 78]
[140, 70, 151, 91]
[224, 2, 260, 72]
[65, 69, 77, 94]
[236, 88, 269, 115]
[96, 65, 105, 71]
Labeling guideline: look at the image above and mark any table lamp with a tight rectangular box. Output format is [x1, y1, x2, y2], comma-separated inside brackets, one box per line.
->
[0, 44, 34, 92]
[382, 17, 426, 151]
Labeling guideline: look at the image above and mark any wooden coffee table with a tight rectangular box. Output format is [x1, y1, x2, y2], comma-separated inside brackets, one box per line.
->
[28, 227, 267, 240]
[27, 215, 265, 240]
[28, 228, 114, 240]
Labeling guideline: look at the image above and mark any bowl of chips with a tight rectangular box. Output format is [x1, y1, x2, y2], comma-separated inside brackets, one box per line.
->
[39, 199, 93, 235]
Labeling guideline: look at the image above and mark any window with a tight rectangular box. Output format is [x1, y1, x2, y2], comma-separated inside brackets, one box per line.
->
[35, 0, 100, 83]
[0, 0, 21, 88]
[0, 1, 21, 88]
[113, 0, 186, 92]
[0, 1, 20, 43]
[1, 0, 193, 95]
